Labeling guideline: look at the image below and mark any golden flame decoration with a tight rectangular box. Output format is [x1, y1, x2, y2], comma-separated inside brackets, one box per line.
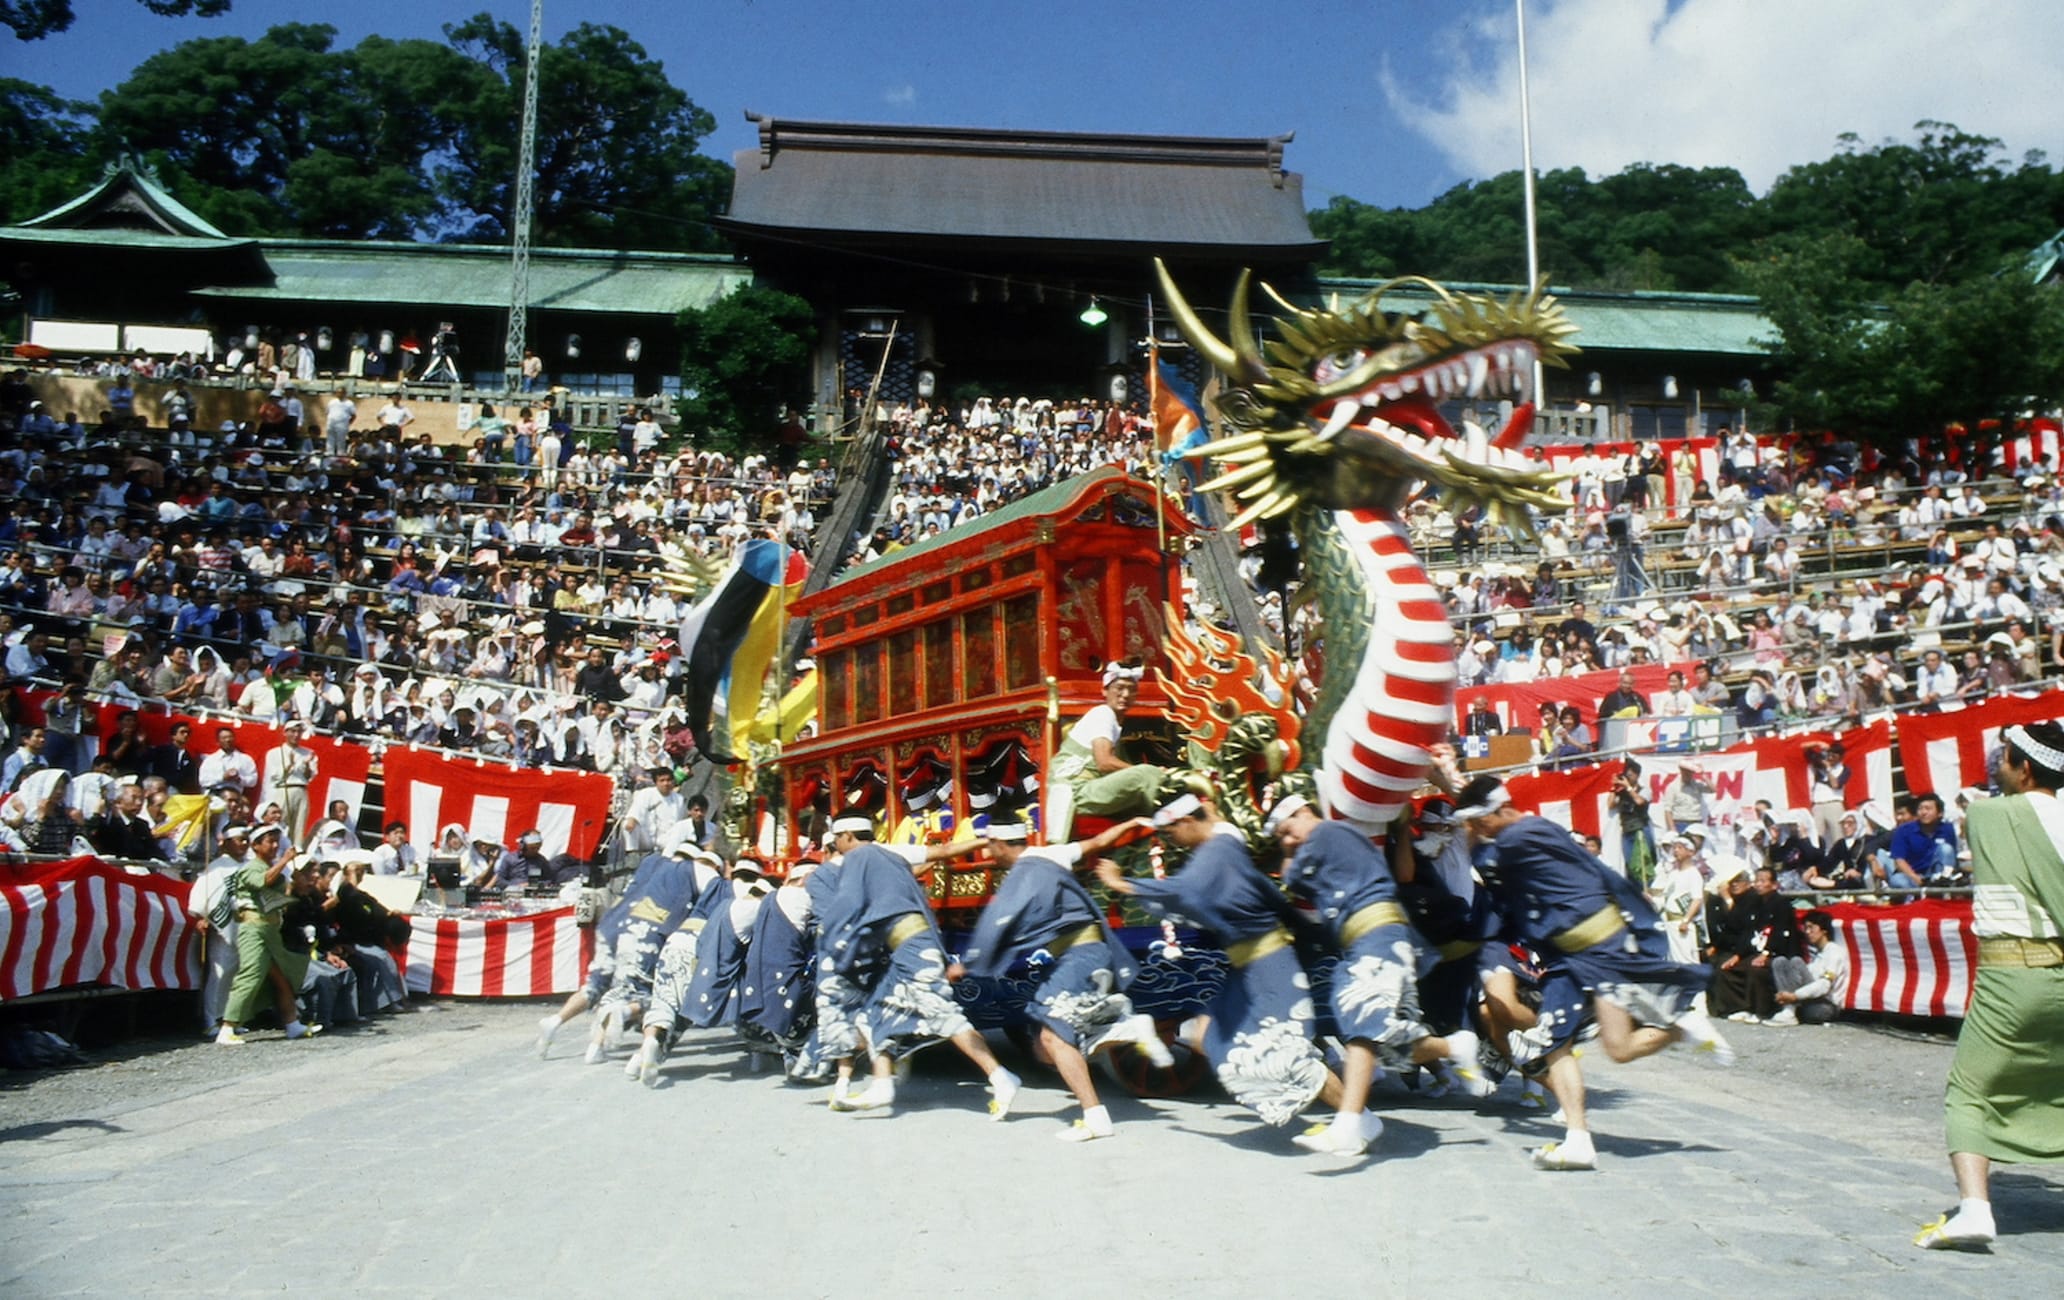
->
[1154, 603, 1301, 768]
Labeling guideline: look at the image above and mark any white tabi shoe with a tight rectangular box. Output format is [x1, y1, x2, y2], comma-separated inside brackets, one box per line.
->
[1765, 1007, 1798, 1027]
[284, 1022, 323, 1041]
[1531, 1132, 1597, 1171]
[1914, 1203, 1996, 1251]
[987, 1068, 1022, 1121]
[852, 1077, 897, 1112]
[1103, 1014, 1176, 1069]
[1674, 1010, 1736, 1067]
[1292, 1115, 1379, 1158]
[1442, 1030, 1495, 1099]
[535, 1015, 560, 1058]
[635, 1039, 663, 1089]
[1056, 1117, 1117, 1143]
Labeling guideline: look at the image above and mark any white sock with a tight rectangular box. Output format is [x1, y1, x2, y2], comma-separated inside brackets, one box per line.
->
[988, 1066, 1020, 1089]
[284, 1020, 303, 1033]
[1955, 1197, 1992, 1222]
[1560, 1127, 1594, 1155]
[1081, 1105, 1114, 1135]
[1332, 1107, 1362, 1133]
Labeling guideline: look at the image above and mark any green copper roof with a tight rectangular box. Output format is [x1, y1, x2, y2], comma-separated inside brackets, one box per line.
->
[827, 465, 1140, 590]
[1315, 277, 1773, 356]
[194, 242, 749, 316]
[21, 160, 231, 239]
[0, 226, 256, 252]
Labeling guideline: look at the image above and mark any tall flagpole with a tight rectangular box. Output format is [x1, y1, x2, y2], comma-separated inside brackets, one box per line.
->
[1148, 293, 1166, 556]
[1515, 0, 1545, 414]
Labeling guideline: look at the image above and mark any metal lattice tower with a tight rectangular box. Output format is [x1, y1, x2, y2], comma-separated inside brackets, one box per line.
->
[503, 0, 545, 391]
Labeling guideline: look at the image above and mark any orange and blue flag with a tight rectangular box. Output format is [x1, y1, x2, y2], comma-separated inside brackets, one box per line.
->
[1149, 343, 1208, 460]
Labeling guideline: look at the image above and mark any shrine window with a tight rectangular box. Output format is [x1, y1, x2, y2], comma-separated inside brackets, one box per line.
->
[852, 642, 884, 724]
[821, 648, 850, 731]
[921, 620, 954, 710]
[961, 606, 997, 698]
[888, 629, 919, 717]
[1002, 593, 1041, 691]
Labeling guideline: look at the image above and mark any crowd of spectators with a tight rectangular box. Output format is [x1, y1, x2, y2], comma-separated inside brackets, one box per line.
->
[1401, 424, 2064, 756]
[0, 362, 836, 869]
[846, 394, 1159, 563]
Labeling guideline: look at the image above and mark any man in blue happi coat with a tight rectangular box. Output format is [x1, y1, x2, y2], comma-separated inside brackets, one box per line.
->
[817, 815, 1022, 1117]
[951, 817, 1171, 1143]
[1096, 791, 1342, 1143]
[533, 825, 719, 1061]
[1269, 794, 1494, 1158]
[1457, 775, 1733, 1171]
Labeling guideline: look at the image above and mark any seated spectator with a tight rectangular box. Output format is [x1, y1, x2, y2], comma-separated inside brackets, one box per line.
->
[1597, 669, 1649, 719]
[1770, 910, 1847, 1026]
[1887, 792, 1957, 888]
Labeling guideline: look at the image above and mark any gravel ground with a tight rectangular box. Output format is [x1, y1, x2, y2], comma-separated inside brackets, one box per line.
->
[0, 994, 527, 1130]
[0, 992, 1983, 1163]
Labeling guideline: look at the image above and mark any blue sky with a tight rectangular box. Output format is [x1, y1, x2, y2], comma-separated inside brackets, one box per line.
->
[10, 0, 2061, 211]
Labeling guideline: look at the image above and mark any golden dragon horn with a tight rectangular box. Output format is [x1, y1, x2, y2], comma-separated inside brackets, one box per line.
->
[1153, 258, 1268, 383]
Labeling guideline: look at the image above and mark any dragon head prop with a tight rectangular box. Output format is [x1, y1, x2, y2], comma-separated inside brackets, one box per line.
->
[1154, 260, 1579, 533]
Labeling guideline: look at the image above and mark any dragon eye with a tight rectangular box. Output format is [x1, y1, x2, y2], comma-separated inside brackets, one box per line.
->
[1316, 348, 1366, 383]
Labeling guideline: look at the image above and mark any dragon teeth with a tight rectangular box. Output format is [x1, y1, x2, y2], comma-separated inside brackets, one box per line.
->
[1319, 400, 1361, 440]
[1466, 353, 1488, 397]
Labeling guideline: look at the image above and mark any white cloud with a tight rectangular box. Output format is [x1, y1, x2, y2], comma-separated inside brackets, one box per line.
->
[1386, 0, 2064, 194]
[883, 82, 917, 106]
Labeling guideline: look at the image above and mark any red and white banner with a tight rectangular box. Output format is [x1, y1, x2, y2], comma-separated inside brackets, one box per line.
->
[382, 747, 615, 859]
[1823, 898, 1974, 1018]
[400, 909, 593, 998]
[1456, 663, 1673, 733]
[1500, 720, 1894, 870]
[1506, 759, 1625, 863]
[1896, 690, 2064, 801]
[0, 856, 199, 999]
[2000, 417, 2061, 474]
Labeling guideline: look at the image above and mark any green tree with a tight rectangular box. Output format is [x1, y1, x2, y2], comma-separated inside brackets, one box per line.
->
[93, 23, 462, 237]
[1759, 122, 2064, 292]
[676, 287, 817, 447]
[84, 17, 730, 246]
[1, 0, 227, 42]
[0, 78, 96, 225]
[437, 13, 730, 251]
[1310, 161, 1756, 293]
[1744, 233, 2064, 449]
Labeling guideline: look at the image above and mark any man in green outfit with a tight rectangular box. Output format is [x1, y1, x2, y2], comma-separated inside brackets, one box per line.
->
[1047, 660, 1165, 841]
[215, 824, 325, 1046]
[1916, 720, 2064, 1250]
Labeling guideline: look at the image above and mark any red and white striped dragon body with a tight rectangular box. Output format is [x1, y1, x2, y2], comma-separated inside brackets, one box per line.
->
[1156, 262, 1578, 838]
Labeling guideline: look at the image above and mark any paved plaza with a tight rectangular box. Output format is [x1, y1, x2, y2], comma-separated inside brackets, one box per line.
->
[2, 1001, 2059, 1296]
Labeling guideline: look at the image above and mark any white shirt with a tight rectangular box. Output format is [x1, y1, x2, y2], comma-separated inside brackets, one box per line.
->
[371, 841, 420, 875]
[198, 748, 259, 793]
[623, 786, 686, 852]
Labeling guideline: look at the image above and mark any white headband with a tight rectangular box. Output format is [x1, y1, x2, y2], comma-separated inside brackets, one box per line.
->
[1263, 794, 1311, 835]
[1152, 792, 1203, 827]
[2005, 725, 2064, 771]
[1102, 662, 1146, 687]
[1452, 785, 1512, 821]
[830, 815, 873, 834]
[982, 819, 1029, 843]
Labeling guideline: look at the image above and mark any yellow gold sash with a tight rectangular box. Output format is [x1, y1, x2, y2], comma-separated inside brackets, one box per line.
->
[1550, 904, 1627, 955]
[1338, 901, 1408, 949]
[885, 913, 929, 952]
[1224, 926, 1291, 968]
[1978, 936, 2064, 969]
